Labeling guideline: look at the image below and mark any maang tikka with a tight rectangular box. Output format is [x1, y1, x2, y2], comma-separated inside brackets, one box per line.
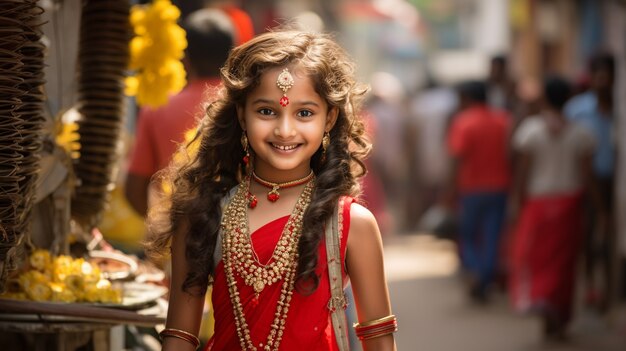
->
[277, 68, 294, 107]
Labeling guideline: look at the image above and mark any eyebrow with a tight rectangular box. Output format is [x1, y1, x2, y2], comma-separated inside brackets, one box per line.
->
[251, 98, 274, 105]
[250, 98, 321, 107]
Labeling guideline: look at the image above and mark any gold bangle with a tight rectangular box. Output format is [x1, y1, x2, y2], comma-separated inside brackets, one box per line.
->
[159, 328, 200, 349]
[353, 314, 396, 328]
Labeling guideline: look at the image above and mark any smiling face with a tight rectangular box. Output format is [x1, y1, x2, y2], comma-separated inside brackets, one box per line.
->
[238, 66, 337, 182]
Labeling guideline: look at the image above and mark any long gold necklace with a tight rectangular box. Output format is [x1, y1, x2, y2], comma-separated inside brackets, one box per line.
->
[222, 175, 314, 351]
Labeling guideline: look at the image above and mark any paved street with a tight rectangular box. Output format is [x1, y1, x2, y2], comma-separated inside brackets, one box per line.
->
[383, 234, 626, 351]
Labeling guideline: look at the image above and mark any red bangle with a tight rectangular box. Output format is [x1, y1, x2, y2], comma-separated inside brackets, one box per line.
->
[159, 328, 200, 349]
[353, 315, 398, 340]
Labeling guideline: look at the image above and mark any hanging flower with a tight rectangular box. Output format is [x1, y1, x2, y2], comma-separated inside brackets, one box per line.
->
[55, 121, 80, 158]
[29, 249, 52, 272]
[125, 0, 187, 108]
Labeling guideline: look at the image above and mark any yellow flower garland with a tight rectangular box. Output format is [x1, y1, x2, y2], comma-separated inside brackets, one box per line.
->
[125, 0, 187, 108]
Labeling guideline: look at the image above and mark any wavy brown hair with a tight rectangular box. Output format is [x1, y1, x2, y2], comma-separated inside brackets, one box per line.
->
[145, 30, 370, 295]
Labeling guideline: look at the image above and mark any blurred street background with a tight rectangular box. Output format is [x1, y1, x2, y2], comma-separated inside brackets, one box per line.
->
[384, 234, 626, 350]
[10, 0, 625, 350]
[113, 0, 626, 349]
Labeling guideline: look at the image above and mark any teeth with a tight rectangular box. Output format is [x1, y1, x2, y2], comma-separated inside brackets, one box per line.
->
[272, 143, 298, 151]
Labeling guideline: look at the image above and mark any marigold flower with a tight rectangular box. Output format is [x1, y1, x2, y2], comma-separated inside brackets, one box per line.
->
[29, 249, 52, 271]
[126, 0, 187, 108]
[6, 249, 120, 305]
[18, 270, 49, 290]
[55, 122, 80, 159]
[64, 274, 84, 292]
[53, 255, 74, 282]
[0, 292, 27, 300]
[50, 282, 77, 303]
[26, 282, 52, 302]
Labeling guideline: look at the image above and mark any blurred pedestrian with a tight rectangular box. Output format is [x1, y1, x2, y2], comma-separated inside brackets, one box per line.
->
[444, 80, 512, 302]
[125, 8, 235, 216]
[564, 52, 616, 312]
[487, 55, 517, 112]
[508, 76, 598, 339]
[364, 72, 410, 233]
[410, 77, 458, 231]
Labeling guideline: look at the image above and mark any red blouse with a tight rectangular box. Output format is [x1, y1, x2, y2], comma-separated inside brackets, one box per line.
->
[207, 197, 354, 351]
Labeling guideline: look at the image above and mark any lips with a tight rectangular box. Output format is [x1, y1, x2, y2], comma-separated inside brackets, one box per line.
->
[271, 143, 299, 151]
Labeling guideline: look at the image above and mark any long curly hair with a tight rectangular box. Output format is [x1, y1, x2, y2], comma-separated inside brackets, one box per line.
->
[145, 30, 370, 295]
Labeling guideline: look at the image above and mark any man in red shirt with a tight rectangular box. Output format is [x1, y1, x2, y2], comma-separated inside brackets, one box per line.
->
[125, 9, 235, 216]
[446, 80, 512, 302]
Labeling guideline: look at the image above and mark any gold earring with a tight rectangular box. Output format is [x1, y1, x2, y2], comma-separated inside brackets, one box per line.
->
[321, 132, 330, 161]
[322, 132, 330, 152]
[241, 132, 250, 165]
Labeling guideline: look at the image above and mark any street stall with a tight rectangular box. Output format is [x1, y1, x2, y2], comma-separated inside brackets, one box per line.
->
[0, 1, 168, 349]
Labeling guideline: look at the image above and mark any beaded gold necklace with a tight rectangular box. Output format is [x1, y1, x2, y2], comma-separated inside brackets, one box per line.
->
[221, 175, 314, 351]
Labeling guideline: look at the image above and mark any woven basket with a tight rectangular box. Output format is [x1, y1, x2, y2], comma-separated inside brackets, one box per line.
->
[71, 0, 130, 228]
[0, 0, 45, 290]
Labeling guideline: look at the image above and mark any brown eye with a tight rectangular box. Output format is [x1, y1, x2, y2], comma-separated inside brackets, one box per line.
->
[297, 110, 313, 118]
[258, 108, 275, 116]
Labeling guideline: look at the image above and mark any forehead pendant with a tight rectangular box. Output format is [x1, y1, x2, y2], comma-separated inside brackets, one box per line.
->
[276, 68, 294, 107]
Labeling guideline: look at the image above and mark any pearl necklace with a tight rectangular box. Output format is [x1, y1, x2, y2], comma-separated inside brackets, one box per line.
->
[221, 176, 314, 351]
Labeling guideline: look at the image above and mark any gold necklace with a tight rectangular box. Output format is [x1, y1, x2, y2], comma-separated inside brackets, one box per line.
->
[222, 176, 314, 351]
[228, 176, 313, 295]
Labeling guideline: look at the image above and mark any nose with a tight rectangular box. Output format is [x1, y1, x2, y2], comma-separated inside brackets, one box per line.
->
[274, 115, 296, 138]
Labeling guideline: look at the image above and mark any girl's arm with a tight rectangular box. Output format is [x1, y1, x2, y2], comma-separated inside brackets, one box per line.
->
[346, 203, 397, 351]
[162, 223, 206, 351]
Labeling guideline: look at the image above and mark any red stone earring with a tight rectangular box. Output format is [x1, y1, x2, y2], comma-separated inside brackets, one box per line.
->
[241, 134, 256, 208]
[246, 189, 258, 209]
[241, 132, 250, 165]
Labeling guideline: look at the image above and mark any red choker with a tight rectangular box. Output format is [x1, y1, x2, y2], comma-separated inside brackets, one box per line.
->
[247, 171, 315, 208]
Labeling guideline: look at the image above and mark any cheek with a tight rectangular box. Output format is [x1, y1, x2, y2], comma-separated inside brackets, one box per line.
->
[306, 126, 325, 145]
[246, 120, 280, 146]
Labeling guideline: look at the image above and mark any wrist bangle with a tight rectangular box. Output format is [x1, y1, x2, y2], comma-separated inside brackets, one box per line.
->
[354, 314, 396, 327]
[159, 328, 200, 349]
[353, 314, 398, 341]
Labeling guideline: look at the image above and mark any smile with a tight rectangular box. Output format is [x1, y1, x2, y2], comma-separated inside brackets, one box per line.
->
[271, 143, 299, 151]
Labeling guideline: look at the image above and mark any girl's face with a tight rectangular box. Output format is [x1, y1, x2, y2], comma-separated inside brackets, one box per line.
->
[238, 66, 337, 182]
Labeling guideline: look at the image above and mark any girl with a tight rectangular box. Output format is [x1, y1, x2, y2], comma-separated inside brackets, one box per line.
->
[147, 30, 397, 351]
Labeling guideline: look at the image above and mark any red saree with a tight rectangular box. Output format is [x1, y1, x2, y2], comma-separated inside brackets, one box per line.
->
[508, 191, 584, 322]
[206, 198, 354, 351]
